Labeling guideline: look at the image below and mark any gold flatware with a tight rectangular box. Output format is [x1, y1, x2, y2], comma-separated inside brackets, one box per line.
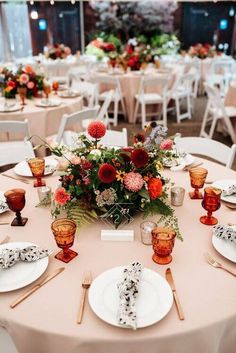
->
[183, 162, 203, 172]
[1, 173, 29, 184]
[165, 268, 185, 320]
[10, 267, 65, 308]
[224, 201, 236, 210]
[0, 235, 10, 244]
[205, 253, 236, 277]
[0, 222, 9, 225]
[228, 222, 236, 226]
[77, 272, 92, 324]
[205, 181, 214, 184]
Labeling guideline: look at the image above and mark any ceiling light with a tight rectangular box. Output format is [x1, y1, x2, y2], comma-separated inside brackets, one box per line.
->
[30, 0, 34, 5]
[71, 0, 76, 4]
[30, 10, 38, 20]
[50, 0, 54, 5]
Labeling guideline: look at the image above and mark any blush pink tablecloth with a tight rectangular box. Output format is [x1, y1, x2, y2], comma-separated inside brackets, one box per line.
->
[225, 81, 236, 108]
[0, 157, 236, 353]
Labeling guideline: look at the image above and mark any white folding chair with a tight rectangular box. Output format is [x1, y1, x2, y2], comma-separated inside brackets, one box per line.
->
[175, 136, 236, 169]
[169, 73, 195, 123]
[81, 90, 114, 130]
[99, 128, 128, 148]
[0, 120, 35, 167]
[200, 84, 236, 143]
[0, 327, 18, 353]
[93, 74, 126, 126]
[133, 76, 170, 129]
[71, 80, 98, 108]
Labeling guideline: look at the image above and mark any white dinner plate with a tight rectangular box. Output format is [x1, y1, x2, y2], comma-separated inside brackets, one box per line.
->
[88, 266, 173, 328]
[0, 191, 8, 214]
[0, 242, 49, 292]
[0, 103, 22, 113]
[164, 153, 195, 168]
[58, 90, 80, 98]
[35, 99, 62, 108]
[212, 179, 236, 204]
[14, 156, 58, 177]
[212, 226, 236, 263]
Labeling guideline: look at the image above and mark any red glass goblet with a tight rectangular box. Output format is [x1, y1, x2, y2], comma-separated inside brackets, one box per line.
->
[52, 81, 59, 94]
[27, 158, 46, 187]
[152, 227, 176, 265]
[4, 189, 28, 226]
[200, 187, 222, 225]
[51, 218, 78, 263]
[189, 167, 208, 199]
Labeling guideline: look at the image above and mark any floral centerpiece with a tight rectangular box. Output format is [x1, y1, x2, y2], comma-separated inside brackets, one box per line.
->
[85, 38, 116, 61]
[0, 65, 44, 99]
[187, 43, 221, 59]
[46, 43, 71, 60]
[49, 121, 181, 234]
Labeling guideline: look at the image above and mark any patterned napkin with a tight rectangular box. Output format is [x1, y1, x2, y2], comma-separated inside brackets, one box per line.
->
[213, 225, 236, 244]
[222, 185, 236, 197]
[0, 246, 51, 269]
[117, 262, 143, 330]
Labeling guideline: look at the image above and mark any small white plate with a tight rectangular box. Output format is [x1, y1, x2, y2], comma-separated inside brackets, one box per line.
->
[88, 266, 173, 328]
[58, 90, 80, 98]
[14, 157, 58, 177]
[0, 104, 22, 113]
[0, 242, 49, 292]
[35, 99, 62, 108]
[164, 153, 195, 168]
[212, 179, 236, 204]
[212, 226, 236, 263]
[0, 191, 8, 214]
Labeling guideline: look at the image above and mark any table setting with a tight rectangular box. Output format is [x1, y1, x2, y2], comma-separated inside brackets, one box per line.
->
[0, 122, 236, 353]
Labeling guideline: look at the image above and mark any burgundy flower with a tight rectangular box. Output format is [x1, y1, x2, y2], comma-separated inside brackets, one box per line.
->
[131, 148, 149, 168]
[98, 163, 116, 183]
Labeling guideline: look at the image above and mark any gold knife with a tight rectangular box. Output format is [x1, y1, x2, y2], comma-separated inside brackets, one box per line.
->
[165, 268, 185, 320]
[10, 267, 65, 308]
[1, 173, 30, 184]
[183, 162, 203, 172]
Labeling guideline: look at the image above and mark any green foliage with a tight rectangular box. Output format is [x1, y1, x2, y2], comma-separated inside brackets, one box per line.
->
[66, 201, 98, 228]
[158, 214, 183, 241]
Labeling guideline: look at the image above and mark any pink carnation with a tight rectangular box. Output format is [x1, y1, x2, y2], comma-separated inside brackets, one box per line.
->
[124, 172, 144, 192]
[54, 187, 70, 206]
[19, 73, 29, 85]
[27, 81, 35, 89]
[70, 155, 81, 165]
[160, 139, 173, 151]
[64, 46, 71, 55]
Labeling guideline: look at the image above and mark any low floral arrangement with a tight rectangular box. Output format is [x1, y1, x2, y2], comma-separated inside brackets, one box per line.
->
[85, 38, 116, 61]
[120, 39, 153, 71]
[0, 65, 44, 99]
[46, 121, 181, 237]
[187, 43, 221, 59]
[46, 43, 71, 60]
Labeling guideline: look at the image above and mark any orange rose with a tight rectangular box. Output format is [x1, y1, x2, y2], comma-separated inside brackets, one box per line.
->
[147, 178, 162, 200]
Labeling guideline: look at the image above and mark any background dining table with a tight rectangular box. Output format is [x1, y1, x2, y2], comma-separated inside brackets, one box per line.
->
[0, 157, 236, 353]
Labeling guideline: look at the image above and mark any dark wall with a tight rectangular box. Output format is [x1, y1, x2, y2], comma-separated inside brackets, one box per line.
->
[181, 1, 235, 53]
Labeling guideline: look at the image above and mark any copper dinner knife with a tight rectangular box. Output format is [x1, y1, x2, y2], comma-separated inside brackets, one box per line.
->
[165, 268, 185, 320]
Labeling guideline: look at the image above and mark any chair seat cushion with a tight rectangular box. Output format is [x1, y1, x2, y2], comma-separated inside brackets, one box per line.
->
[135, 93, 163, 103]
[99, 90, 121, 101]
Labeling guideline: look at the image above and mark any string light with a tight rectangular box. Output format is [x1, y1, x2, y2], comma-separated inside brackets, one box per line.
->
[71, 0, 76, 4]
[29, 0, 34, 5]
[50, 0, 54, 5]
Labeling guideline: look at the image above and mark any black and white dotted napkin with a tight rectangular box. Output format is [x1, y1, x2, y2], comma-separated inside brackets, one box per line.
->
[213, 225, 236, 244]
[222, 185, 236, 197]
[117, 262, 143, 330]
[0, 246, 51, 269]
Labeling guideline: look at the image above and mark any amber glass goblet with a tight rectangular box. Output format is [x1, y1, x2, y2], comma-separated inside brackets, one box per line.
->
[43, 85, 51, 101]
[4, 189, 28, 226]
[51, 218, 78, 263]
[52, 81, 59, 94]
[152, 227, 176, 265]
[200, 187, 222, 225]
[18, 87, 27, 105]
[27, 158, 46, 187]
[189, 167, 208, 199]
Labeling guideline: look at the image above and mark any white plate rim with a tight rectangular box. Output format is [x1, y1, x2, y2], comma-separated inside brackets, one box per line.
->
[212, 226, 236, 263]
[35, 99, 62, 108]
[14, 156, 58, 177]
[88, 266, 173, 329]
[0, 104, 22, 113]
[0, 241, 49, 292]
[212, 179, 236, 204]
[0, 191, 9, 214]
[164, 153, 195, 168]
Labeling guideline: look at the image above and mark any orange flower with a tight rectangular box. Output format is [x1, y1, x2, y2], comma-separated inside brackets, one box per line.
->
[147, 178, 162, 200]
[24, 65, 34, 74]
[54, 187, 70, 206]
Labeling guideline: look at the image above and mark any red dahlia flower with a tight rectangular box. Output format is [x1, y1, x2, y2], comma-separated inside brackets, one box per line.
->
[147, 178, 163, 200]
[131, 148, 149, 168]
[98, 163, 116, 183]
[87, 121, 106, 139]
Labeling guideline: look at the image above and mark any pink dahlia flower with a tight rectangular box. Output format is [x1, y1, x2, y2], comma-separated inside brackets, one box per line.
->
[27, 81, 35, 89]
[160, 139, 173, 151]
[19, 73, 29, 85]
[124, 172, 144, 192]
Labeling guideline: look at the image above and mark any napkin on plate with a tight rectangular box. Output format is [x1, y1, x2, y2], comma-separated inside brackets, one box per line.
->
[222, 185, 236, 197]
[0, 246, 51, 269]
[117, 262, 143, 330]
[213, 225, 236, 244]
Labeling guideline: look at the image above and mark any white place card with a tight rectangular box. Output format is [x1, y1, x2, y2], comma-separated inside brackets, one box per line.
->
[101, 229, 134, 242]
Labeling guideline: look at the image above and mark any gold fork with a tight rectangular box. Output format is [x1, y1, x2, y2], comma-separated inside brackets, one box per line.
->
[77, 272, 92, 324]
[204, 253, 236, 277]
[0, 235, 10, 245]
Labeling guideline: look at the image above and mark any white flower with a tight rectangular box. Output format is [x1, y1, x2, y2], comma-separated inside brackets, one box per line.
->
[90, 149, 101, 156]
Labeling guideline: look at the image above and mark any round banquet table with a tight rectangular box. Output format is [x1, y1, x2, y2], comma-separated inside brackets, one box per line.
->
[0, 157, 236, 353]
[97, 68, 176, 123]
[0, 96, 83, 156]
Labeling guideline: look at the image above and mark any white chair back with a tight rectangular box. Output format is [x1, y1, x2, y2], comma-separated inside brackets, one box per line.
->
[0, 327, 18, 353]
[99, 128, 128, 148]
[71, 81, 98, 108]
[97, 90, 114, 125]
[205, 84, 227, 114]
[175, 136, 236, 169]
[141, 76, 170, 98]
[56, 107, 98, 145]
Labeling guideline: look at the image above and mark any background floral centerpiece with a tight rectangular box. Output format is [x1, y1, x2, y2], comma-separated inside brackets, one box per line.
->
[50, 122, 178, 229]
[187, 43, 221, 59]
[0, 67, 18, 98]
[46, 43, 71, 60]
